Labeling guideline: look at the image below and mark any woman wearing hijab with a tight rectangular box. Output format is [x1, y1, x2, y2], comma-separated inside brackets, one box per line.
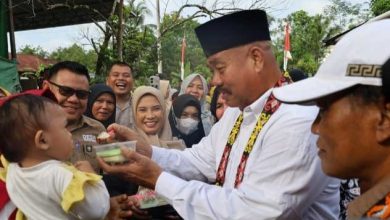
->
[132, 86, 184, 219]
[179, 73, 214, 135]
[85, 83, 138, 197]
[132, 86, 184, 149]
[210, 86, 228, 122]
[85, 83, 116, 128]
[168, 94, 205, 148]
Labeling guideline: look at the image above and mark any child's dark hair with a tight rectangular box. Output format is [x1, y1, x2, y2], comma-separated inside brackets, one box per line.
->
[0, 95, 55, 162]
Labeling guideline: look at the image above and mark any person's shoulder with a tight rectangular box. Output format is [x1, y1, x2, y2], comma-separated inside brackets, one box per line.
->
[219, 107, 241, 122]
[82, 115, 106, 131]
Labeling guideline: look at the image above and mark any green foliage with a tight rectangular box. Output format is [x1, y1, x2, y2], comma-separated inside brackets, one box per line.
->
[19, 45, 48, 58]
[273, 0, 369, 75]
[160, 13, 211, 88]
[94, 0, 157, 83]
[19, 0, 371, 86]
[274, 11, 330, 74]
[122, 25, 157, 82]
[49, 43, 97, 73]
[324, 0, 369, 30]
[370, 0, 390, 16]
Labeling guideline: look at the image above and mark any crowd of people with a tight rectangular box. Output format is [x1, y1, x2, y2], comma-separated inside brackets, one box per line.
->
[0, 9, 389, 220]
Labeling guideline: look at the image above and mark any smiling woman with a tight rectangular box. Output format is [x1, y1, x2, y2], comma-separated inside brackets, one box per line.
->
[131, 86, 185, 218]
[132, 86, 185, 149]
[84, 83, 116, 128]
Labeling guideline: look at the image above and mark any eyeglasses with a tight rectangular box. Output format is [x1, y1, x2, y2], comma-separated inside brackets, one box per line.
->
[48, 81, 90, 99]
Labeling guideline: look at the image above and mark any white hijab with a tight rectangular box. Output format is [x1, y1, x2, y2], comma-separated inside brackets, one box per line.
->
[179, 73, 214, 135]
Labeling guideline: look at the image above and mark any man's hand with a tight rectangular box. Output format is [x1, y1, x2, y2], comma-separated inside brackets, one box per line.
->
[98, 147, 162, 189]
[107, 123, 152, 158]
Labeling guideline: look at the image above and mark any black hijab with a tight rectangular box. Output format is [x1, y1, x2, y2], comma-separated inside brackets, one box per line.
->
[85, 83, 116, 128]
[168, 94, 205, 148]
[210, 86, 221, 121]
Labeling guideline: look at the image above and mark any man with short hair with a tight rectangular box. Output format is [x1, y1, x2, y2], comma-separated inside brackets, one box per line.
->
[99, 10, 339, 219]
[106, 61, 135, 129]
[273, 19, 390, 219]
[42, 61, 105, 172]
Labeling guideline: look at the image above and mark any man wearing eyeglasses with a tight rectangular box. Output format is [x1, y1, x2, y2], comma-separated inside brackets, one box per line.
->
[42, 61, 105, 172]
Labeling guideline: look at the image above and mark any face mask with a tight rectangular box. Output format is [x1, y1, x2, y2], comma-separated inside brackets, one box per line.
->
[176, 117, 199, 135]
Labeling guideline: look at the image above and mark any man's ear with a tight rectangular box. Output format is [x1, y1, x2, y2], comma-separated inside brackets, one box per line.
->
[249, 46, 264, 73]
[42, 80, 50, 90]
[376, 103, 390, 143]
[34, 130, 49, 150]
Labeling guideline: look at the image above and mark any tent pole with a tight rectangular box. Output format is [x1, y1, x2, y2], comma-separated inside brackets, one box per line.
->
[8, 0, 16, 60]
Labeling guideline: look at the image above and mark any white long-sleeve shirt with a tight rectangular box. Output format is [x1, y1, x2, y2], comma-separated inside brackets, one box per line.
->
[152, 89, 340, 219]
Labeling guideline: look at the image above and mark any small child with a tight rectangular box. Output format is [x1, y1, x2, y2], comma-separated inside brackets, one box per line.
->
[0, 92, 110, 219]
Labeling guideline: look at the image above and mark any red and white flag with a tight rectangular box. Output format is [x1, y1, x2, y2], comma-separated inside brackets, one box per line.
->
[180, 35, 186, 80]
[283, 23, 292, 71]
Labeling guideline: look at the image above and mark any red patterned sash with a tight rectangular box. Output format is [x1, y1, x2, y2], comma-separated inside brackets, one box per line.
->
[215, 73, 291, 188]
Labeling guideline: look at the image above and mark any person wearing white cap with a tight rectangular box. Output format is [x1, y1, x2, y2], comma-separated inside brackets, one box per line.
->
[98, 10, 340, 219]
[273, 19, 390, 219]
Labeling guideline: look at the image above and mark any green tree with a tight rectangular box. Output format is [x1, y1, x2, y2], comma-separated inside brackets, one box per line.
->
[273, 11, 332, 74]
[371, 0, 390, 16]
[160, 13, 210, 88]
[91, 0, 156, 82]
[273, 0, 369, 75]
[19, 45, 48, 58]
[324, 0, 369, 30]
[49, 43, 97, 73]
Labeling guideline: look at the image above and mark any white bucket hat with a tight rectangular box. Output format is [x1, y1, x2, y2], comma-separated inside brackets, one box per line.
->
[273, 19, 390, 104]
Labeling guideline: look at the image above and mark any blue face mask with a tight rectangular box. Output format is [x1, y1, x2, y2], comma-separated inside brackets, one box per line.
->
[176, 117, 199, 135]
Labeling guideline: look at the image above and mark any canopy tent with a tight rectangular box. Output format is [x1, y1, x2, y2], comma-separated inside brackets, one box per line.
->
[0, 0, 114, 92]
[12, 0, 114, 31]
[0, 57, 21, 92]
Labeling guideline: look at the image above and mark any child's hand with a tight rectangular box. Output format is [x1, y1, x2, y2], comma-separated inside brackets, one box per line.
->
[74, 161, 95, 173]
[105, 194, 146, 220]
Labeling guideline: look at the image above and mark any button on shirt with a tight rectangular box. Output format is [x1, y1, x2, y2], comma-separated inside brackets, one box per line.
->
[115, 98, 134, 129]
[151, 89, 340, 219]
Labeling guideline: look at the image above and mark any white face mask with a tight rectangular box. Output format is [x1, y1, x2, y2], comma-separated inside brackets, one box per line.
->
[176, 117, 199, 135]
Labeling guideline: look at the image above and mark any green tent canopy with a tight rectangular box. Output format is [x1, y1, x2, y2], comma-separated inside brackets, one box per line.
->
[0, 57, 21, 93]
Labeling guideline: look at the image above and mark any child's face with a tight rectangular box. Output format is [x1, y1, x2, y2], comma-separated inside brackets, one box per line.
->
[43, 103, 74, 160]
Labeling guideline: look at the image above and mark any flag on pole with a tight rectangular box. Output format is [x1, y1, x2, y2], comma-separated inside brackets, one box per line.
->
[283, 23, 292, 72]
[180, 35, 186, 80]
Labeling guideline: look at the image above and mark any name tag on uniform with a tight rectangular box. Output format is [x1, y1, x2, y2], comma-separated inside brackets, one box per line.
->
[82, 135, 96, 142]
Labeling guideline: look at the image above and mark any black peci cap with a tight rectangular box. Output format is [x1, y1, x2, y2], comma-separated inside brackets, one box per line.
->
[195, 10, 271, 57]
